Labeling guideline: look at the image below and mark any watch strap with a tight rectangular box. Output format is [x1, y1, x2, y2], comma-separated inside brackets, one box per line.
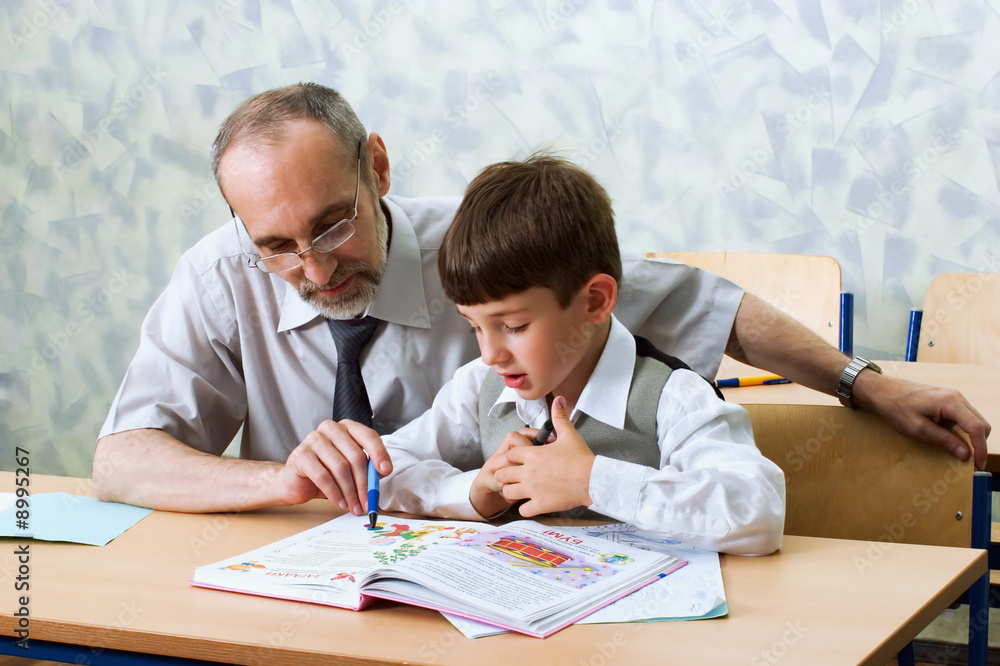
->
[837, 356, 882, 410]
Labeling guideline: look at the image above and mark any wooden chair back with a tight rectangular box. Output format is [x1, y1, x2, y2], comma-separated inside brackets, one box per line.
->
[646, 252, 842, 377]
[745, 402, 974, 547]
[916, 273, 1000, 365]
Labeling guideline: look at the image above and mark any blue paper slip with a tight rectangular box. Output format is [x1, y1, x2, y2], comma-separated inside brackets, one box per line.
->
[0, 492, 152, 546]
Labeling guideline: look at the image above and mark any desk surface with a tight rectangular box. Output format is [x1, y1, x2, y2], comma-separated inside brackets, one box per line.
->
[724, 360, 998, 471]
[0, 474, 987, 666]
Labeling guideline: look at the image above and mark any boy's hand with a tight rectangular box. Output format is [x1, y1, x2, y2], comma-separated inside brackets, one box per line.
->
[469, 430, 533, 518]
[498, 396, 596, 517]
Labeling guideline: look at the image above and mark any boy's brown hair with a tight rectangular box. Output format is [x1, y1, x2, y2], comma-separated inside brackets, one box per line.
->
[440, 153, 622, 307]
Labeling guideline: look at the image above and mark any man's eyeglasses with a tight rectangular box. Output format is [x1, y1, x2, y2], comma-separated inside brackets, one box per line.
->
[232, 138, 364, 275]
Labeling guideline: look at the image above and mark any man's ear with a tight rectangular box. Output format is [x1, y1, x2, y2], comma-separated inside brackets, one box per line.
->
[584, 273, 618, 323]
[368, 132, 391, 197]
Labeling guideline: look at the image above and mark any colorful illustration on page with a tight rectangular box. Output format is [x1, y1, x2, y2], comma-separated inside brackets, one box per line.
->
[367, 522, 481, 565]
[366, 522, 470, 546]
[222, 560, 266, 572]
[456, 532, 630, 589]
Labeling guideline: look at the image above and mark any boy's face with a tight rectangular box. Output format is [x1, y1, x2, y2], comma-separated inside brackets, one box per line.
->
[457, 286, 604, 403]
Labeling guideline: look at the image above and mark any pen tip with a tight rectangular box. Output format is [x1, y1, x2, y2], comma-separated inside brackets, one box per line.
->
[367, 512, 377, 529]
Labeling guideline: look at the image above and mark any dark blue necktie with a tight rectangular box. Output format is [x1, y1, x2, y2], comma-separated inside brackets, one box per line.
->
[328, 316, 379, 426]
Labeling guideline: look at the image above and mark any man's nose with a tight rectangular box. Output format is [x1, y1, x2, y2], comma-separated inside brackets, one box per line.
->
[301, 249, 337, 286]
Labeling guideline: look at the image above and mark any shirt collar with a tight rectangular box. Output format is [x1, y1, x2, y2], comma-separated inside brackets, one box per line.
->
[491, 315, 636, 430]
[277, 197, 431, 332]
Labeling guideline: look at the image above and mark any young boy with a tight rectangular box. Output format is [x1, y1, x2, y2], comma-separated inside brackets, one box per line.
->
[380, 154, 785, 555]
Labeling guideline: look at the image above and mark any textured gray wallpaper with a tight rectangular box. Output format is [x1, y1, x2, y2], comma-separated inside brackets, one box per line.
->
[2, 0, 998, 477]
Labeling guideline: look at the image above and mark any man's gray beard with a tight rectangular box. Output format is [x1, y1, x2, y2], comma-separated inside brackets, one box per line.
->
[299, 262, 384, 319]
[298, 199, 389, 319]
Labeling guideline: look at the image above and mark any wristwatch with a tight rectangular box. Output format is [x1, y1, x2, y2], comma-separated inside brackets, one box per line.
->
[837, 356, 882, 410]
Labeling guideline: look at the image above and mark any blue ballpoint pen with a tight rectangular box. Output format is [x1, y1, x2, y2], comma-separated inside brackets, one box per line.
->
[367, 458, 380, 529]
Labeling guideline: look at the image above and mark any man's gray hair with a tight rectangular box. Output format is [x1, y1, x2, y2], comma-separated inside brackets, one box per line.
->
[211, 82, 372, 194]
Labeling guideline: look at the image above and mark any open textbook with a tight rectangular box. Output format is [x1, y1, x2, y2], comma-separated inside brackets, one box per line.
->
[191, 514, 685, 638]
[444, 523, 727, 638]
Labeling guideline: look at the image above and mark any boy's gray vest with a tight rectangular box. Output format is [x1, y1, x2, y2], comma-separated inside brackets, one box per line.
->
[477, 336, 722, 520]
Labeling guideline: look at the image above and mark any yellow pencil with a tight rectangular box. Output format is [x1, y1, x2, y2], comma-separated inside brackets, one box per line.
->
[714, 374, 790, 388]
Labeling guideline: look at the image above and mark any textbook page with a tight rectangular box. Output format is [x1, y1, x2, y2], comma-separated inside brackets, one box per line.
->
[192, 515, 490, 609]
[444, 523, 726, 638]
[363, 521, 681, 635]
[577, 524, 726, 623]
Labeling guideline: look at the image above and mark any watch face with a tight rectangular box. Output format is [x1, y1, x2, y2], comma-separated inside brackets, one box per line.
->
[854, 357, 882, 374]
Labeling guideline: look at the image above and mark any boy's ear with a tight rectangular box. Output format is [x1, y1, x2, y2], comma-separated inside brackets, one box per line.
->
[583, 273, 617, 322]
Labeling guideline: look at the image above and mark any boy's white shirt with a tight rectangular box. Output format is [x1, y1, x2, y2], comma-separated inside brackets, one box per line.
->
[381, 315, 786, 555]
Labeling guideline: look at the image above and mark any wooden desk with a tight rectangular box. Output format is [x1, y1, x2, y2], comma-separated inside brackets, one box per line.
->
[0, 475, 987, 666]
[724, 360, 998, 472]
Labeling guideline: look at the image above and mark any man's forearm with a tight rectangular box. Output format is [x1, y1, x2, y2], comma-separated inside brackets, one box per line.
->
[93, 428, 286, 512]
[726, 293, 849, 395]
[728, 293, 990, 467]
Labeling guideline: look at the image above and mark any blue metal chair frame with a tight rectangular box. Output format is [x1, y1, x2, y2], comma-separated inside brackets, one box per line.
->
[839, 292, 853, 355]
[843, 299, 987, 664]
[904, 309, 923, 362]
[895, 470, 991, 666]
[901, 306, 991, 664]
